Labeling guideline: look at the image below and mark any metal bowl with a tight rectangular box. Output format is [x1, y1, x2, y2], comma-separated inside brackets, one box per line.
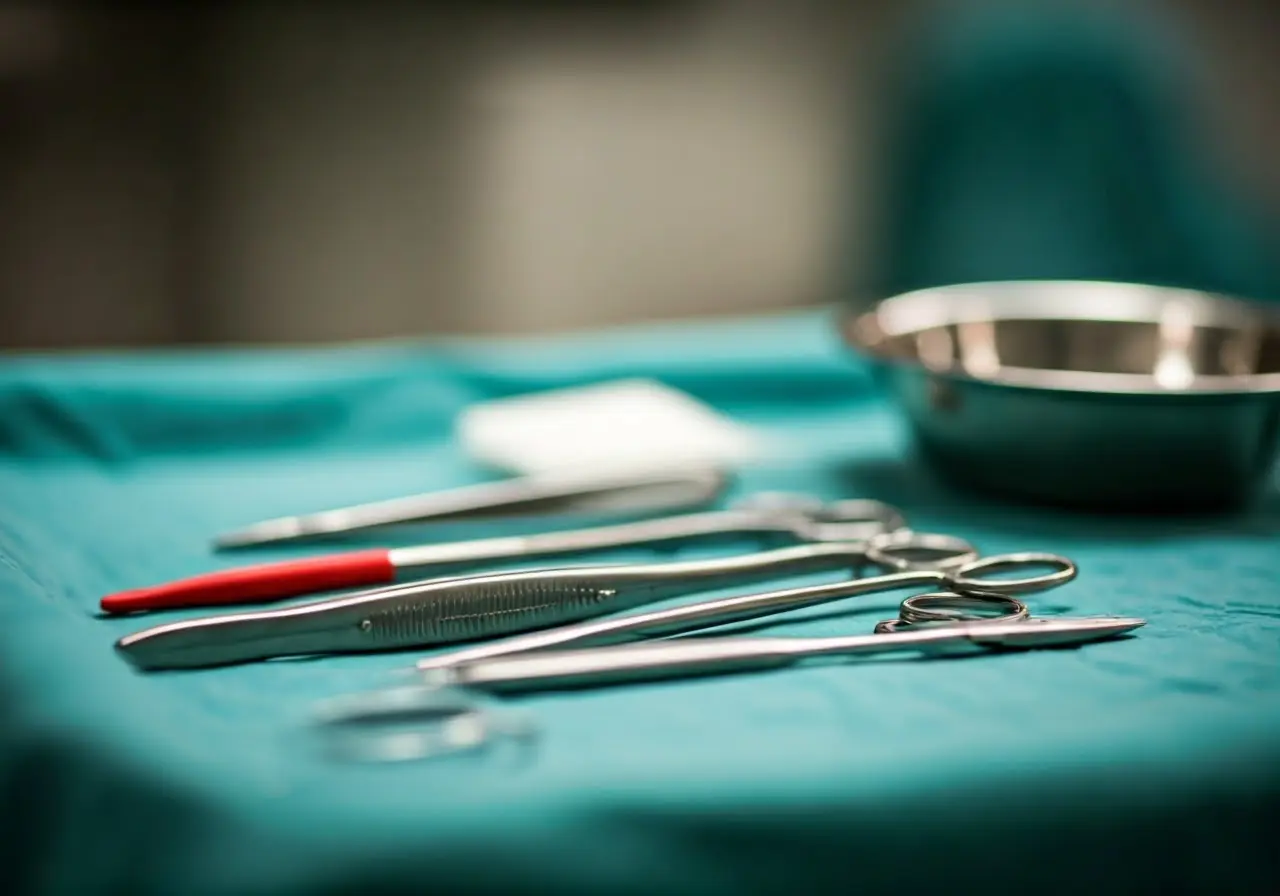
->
[840, 280, 1280, 510]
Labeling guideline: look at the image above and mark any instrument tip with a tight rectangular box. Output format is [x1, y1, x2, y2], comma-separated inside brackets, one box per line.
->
[212, 518, 305, 550]
[970, 615, 1146, 648]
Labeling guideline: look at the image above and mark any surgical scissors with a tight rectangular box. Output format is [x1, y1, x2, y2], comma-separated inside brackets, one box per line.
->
[100, 495, 910, 614]
[114, 530, 977, 671]
[304, 551, 1092, 763]
[437, 615, 1144, 695]
[311, 602, 1142, 762]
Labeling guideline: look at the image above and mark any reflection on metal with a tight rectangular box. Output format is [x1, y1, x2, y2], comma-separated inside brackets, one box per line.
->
[1153, 301, 1196, 390]
[916, 327, 954, 372]
[841, 279, 1280, 509]
[957, 319, 1001, 379]
[846, 280, 1280, 394]
[1220, 327, 1264, 379]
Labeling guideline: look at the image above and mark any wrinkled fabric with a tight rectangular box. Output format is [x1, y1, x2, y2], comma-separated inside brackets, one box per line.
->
[1, 311, 1279, 896]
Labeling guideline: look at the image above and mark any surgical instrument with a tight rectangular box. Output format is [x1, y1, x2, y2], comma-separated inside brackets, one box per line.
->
[873, 590, 1030, 632]
[437, 615, 1146, 695]
[311, 608, 1140, 762]
[114, 531, 975, 670]
[100, 496, 910, 614]
[213, 465, 732, 550]
[412, 552, 1074, 673]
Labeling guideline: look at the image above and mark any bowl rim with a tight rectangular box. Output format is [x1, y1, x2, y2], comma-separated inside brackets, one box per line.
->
[840, 279, 1280, 396]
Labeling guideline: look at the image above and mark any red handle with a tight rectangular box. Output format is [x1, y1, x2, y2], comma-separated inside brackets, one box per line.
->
[99, 549, 398, 614]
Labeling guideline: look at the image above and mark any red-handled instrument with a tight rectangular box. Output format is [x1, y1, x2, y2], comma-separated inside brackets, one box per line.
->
[100, 550, 398, 614]
[97, 497, 909, 614]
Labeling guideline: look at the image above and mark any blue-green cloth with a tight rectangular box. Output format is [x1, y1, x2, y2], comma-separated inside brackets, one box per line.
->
[2, 311, 1279, 896]
[860, 1, 1280, 303]
[5, 3, 1280, 893]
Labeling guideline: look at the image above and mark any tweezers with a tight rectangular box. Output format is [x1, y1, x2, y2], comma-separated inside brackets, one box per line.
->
[115, 539, 936, 670]
[212, 465, 732, 549]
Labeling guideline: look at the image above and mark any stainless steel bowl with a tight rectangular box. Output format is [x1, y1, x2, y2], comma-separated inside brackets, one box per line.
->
[840, 280, 1280, 510]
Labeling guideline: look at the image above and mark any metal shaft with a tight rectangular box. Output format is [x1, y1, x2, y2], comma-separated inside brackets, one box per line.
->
[445, 618, 1145, 694]
[387, 508, 830, 574]
[416, 566, 953, 671]
[116, 542, 877, 670]
[214, 466, 730, 549]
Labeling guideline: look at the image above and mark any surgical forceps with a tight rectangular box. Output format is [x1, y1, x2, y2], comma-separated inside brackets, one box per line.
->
[100, 496, 910, 614]
[412, 551, 1077, 673]
[213, 466, 734, 549]
[114, 530, 975, 671]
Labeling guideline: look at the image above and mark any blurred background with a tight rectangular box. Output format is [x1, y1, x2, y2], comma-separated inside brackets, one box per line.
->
[1, 0, 1277, 349]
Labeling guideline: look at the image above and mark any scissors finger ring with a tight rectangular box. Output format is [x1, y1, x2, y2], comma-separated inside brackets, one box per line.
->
[873, 590, 1030, 633]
